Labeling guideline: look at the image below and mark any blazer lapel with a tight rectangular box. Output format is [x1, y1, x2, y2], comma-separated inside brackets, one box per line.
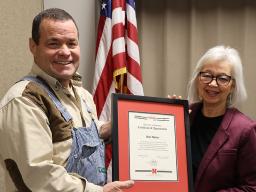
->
[195, 108, 235, 187]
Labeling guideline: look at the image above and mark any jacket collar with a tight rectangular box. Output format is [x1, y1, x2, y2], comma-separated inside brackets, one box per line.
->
[29, 63, 83, 90]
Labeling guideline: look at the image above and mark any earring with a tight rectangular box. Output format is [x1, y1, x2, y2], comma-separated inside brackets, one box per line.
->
[227, 94, 232, 106]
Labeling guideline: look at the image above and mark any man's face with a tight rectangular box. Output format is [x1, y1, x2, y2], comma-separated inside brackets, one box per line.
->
[29, 19, 80, 87]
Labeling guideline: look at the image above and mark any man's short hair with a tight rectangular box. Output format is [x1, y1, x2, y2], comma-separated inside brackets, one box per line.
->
[32, 8, 79, 45]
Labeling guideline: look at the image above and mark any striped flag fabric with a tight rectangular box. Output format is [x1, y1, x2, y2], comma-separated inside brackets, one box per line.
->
[92, 0, 144, 181]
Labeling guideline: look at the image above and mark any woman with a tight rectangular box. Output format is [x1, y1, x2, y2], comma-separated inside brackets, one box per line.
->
[187, 45, 256, 191]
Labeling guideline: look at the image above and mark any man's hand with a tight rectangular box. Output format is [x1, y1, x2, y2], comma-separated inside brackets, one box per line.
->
[99, 121, 112, 140]
[103, 180, 134, 192]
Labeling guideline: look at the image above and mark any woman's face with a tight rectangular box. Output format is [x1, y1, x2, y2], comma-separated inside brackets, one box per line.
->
[197, 60, 235, 111]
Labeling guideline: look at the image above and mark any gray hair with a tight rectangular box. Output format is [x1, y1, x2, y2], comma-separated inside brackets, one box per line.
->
[187, 45, 247, 107]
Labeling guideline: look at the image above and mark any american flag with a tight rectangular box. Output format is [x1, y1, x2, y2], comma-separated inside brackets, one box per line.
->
[92, 0, 144, 181]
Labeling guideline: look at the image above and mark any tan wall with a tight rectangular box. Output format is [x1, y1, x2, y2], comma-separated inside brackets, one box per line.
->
[0, 1, 42, 188]
[0, 1, 43, 98]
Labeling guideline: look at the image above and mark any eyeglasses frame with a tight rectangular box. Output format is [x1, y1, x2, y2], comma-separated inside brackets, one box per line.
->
[198, 71, 233, 87]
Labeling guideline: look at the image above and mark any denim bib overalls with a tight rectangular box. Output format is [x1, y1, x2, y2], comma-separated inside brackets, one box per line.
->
[22, 76, 107, 186]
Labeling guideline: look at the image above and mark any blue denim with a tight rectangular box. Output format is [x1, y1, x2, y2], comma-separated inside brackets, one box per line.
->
[21, 76, 106, 185]
[65, 123, 106, 186]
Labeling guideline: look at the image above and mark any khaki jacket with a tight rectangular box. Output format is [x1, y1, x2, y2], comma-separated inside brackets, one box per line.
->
[0, 64, 104, 192]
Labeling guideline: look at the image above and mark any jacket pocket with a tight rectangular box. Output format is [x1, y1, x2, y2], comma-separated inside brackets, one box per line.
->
[215, 149, 237, 181]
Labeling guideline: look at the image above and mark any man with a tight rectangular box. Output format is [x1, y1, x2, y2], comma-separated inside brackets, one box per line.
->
[0, 8, 134, 192]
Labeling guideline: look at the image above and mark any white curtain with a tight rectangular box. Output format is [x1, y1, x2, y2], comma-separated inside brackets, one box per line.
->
[136, 0, 256, 119]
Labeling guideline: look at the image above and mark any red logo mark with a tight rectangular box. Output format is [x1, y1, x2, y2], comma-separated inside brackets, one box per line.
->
[152, 168, 157, 174]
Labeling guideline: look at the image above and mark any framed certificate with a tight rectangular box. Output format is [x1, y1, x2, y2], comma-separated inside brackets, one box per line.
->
[111, 93, 193, 192]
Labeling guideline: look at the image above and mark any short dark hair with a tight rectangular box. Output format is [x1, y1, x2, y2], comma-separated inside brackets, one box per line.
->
[32, 8, 79, 45]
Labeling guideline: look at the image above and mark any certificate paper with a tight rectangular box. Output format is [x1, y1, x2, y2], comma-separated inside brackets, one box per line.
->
[129, 112, 177, 181]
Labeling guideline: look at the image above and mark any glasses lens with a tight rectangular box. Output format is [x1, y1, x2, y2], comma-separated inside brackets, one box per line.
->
[200, 72, 212, 83]
[217, 75, 231, 86]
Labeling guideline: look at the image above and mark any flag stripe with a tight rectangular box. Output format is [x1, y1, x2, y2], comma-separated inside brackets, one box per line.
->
[93, 19, 112, 95]
[127, 72, 144, 95]
[98, 83, 115, 121]
[112, 37, 125, 56]
[93, 0, 144, 181]
[95, 17, 106, 57]
[93, 47, 113, 116]
[127, 55, 142, 81]
[127, 22, 138, 44]
[127, 38, 140, 65]
[112, 23, 125, 40]
[112, 8, 125, 25]
[112, 0, 125, 9]
[127, 3, 137, 27]
[113, 53, 127, 72]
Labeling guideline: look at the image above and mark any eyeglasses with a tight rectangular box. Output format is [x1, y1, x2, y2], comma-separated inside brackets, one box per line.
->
[199, 72, 233, 86]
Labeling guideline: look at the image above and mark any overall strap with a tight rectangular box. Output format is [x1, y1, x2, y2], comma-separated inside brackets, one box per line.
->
[82, 100, 102, 136]
[83, 101, 93, 119]
[21, 76, 72, 122]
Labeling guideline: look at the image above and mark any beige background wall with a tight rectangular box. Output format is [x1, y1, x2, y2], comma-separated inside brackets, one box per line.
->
[0, 0, 42, 189]
[0, 0, 42, 98]
[136, 0, 256, 119]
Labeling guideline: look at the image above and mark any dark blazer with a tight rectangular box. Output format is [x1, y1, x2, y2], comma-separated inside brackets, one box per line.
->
[190, 103, 256, 192]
